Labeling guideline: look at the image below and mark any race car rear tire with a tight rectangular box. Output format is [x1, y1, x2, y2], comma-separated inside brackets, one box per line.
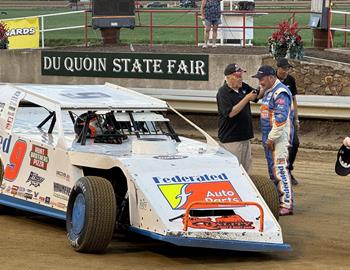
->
[250, 175, 279, 221]
[66, 176, 116, 253]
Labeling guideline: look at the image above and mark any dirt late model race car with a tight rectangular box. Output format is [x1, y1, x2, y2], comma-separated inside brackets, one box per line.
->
[0, 83, 291, 253]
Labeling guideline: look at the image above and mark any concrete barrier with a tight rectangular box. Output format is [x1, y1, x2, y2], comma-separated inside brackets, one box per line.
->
[0, 49, 265, 90]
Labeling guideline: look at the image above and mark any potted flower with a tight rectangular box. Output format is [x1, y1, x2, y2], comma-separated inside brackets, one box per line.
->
[268, 20, 304, 60]
[0, 22, 9, 49]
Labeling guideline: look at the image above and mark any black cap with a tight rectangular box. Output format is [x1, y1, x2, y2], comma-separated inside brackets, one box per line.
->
[335, 145, 350, 176]
[224, 63, 245, 76]
[252, 65, 276, 79]
[277, 58, 294, 68]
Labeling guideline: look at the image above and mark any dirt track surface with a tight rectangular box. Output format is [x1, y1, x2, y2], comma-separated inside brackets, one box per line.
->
[1, 145, 350, 270]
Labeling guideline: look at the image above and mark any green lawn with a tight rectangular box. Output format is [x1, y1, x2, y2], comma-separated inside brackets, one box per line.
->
[0, 7, 349, 47]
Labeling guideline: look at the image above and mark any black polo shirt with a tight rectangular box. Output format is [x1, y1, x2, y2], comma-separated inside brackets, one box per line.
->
[216, 82, 254, 143]
[280, 74, 297, 96]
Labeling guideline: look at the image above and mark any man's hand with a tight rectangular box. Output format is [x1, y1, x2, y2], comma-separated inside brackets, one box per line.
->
[266, 139, 275, 151]
[246, 91, 258, 101]
[343, 137, 350, 148]
[295, 120, 300, 132]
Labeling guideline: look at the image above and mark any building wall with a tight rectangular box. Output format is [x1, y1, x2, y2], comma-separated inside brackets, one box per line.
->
[263, 56, 350, 96]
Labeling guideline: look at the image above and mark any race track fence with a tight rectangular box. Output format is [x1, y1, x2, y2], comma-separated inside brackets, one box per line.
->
[132, 87, 350, 120]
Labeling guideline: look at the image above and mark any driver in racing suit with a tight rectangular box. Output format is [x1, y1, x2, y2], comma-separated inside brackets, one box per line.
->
[252, 65, 294, 216]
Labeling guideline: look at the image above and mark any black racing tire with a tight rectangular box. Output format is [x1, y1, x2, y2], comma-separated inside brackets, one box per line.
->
[66, 176, 117, 253]
[250, 175, 279, 221]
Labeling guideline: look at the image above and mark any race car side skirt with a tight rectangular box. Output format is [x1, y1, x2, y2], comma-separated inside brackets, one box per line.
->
[129, 226, 292, 252]
[0, 194, 66, 220]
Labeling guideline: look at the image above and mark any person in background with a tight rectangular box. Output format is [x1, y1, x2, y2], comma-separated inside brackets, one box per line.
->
[216, 63, 258, 173]
[276, 58, 300, 185]
[335, 137, 350, 176]
[201, 0, 222, 48]
[252, 65, 294, 216]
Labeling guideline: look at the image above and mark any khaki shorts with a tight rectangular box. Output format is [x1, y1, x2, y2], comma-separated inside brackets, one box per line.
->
[220, 140, 252, 173]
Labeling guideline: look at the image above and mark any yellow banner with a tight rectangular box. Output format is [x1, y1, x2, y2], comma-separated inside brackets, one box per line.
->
[1, 17, 40, 49]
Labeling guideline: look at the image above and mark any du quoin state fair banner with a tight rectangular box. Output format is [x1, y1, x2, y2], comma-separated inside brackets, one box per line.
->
[1, 17, 40, 49]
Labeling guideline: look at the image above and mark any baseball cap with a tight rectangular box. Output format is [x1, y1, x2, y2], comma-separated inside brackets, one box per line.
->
[277, 58, 294, 68]
[252, 65, 276, 79]
[224, 63, 246, 76]
[335, 145, 350, 176]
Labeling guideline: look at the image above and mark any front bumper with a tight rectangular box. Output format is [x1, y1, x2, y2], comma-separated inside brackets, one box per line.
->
[129, 227, 291, 252]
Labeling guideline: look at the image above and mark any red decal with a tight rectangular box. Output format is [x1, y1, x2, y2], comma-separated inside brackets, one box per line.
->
[184, 214, 255, 230]
[4, 140, 27, 182]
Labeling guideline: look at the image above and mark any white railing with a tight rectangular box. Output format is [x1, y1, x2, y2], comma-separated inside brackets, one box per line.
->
[1, 10, 86, 48]
[132, 87, 350, 120]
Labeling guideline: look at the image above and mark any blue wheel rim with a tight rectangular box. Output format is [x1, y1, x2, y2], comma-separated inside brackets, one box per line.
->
[72, 193, 86, 235]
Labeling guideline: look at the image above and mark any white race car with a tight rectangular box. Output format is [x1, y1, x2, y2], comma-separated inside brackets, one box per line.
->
[0, 83, 291, 253]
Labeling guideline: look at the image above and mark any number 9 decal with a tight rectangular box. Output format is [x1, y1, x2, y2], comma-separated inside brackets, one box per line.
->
[4, 140, 27, 182]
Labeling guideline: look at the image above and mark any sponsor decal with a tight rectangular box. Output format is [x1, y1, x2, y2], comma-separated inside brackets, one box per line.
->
[30, 145, 49, 170]
[56, 171, 70, 182]
[0, 182, 7, 192]
[26, 171, 45, 187]
[17, 186, 25, 198]
[277, 165, 290, 203]
[56, 202, 66, 209]
[0, 135, 12, 153]
[0, 102, 5, 110]
[139, 198, 148, 210]
[24, 190, 33, 200]
[5, 91, 23, 130]
[153, 155, 188, 160]
[53, 182, 71, 201]
[185, 214, 255, 230]
[276, 98, 286, 105]
[153, 173, 241, 210]
[45, 196, 51, 204]
[11, 185, 19, 195]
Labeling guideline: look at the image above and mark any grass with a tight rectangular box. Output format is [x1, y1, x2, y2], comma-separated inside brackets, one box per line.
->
[0, 7, 349, 47]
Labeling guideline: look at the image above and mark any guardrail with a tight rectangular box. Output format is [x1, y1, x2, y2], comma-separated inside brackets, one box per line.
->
[131, 87, 350, 120]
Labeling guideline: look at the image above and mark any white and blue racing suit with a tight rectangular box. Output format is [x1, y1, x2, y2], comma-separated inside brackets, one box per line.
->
[260, 79, 294, 210]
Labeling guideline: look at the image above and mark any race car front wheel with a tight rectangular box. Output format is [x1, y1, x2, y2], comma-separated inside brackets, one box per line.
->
[250, 175, 279, 221]
[66, 176, 116, 253]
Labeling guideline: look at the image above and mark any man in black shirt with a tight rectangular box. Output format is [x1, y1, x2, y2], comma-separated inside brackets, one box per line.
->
[276, 58, 300, 185]
[216, 63, 258, 173]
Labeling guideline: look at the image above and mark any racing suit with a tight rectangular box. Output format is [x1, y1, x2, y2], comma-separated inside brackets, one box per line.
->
[260, 79, 294, 210]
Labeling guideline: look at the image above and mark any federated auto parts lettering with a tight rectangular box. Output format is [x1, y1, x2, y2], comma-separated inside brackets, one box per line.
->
[152, 173, 229, 184]
[153, 173, 241, 209]
[0, 135, 12, 153]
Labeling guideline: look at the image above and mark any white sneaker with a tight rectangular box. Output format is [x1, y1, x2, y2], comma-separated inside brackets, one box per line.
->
[202, 43, 208, 48]
[212, 43, 217, 48]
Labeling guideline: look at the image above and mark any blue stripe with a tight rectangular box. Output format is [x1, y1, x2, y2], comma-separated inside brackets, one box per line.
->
[0, 194, 66, 220]
[129, 226, 291, 252]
